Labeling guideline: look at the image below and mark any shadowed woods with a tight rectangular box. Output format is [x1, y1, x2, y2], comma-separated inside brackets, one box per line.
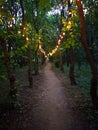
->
[0, 0, 98, 129]
[1, 61, 97, 130]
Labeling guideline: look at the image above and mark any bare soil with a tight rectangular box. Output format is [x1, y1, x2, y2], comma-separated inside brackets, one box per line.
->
[0, 61, 98, 130]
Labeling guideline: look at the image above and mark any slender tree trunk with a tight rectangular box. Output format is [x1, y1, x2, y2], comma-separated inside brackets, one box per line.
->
[76, 0, 98, 108]
[68, 0, 77, 85]
[35, 50, 39, 75]
[78, 58, 81, 70]
[0, 36, 16, 104]
[27, 43, 33, 87]
[59, 49, 64, 72]
[66, 49, 70, 67]
[41, 53, 45, 65]
[20, 0, 33, 87]
[69, 46, 77, 85]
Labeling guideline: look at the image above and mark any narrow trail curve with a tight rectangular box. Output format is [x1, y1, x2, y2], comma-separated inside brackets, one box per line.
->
[16, 62, 89, 130]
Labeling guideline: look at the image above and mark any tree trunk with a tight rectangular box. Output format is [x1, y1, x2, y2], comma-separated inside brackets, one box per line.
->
[41, 53, 45, 65]
[66, 49, 70, 67]
[68, 0, 77, 85]
[20, 0, 33, 87]
[34, 50, 39, 75]
[0, 36, 17, 105]
[59, 49, 64, 72]
[69, 46, 77, 85]
[27, 43, 33, 87]
[76, 0, 98, 108]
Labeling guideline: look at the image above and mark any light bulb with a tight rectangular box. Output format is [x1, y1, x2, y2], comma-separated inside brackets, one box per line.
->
[68, 21, 71, 24]
[62, 32, 65, 35]
[26, 37, 29, 41]
[23, 27, 26, 30]
[18, 31, 21, 34]
[9, 24, 13, 27]
[12, 17, 15, 21]
[19, 23, 22, 26]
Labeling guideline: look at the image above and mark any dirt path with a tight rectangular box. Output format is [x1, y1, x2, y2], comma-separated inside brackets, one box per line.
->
[18, 61, 89, 130]
[0, 62, 91, 130]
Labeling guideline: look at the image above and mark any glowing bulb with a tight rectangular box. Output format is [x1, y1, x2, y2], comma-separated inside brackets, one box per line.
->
[56, 45, 59, 48]
[58, 39, 61, 42]
[69, 12, 71, 15]
[68, 21, 71, 24]
[45, 55, 47, 58]
[39, 45, 41, 49]
[23, 27, 26, 30]
[22, 34, 25, 37]
[67, 25, 71, 29]
[9, 24, 13, 27]
[60, 35, 63, 39]
[61, 36, 63, 39]
[26, 37, 29, 41]
[2, 6, 4, 9]
[58, 39, 61, 45]
[12, 17, 15, 21]
[58, 42, 60, 45]
[62, 32, 65, 35]
[19, 23, 22, 26]
[18, 31, 21, 34]
[49, 53, 52, 56]
[52, 50, 55, 53]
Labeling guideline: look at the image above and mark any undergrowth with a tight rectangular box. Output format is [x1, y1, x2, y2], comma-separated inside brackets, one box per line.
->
[64, 64, 92, 92]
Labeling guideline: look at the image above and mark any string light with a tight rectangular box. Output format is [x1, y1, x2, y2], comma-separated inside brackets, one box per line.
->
[23, 27, 26, 30]
[69, 12, 71, 15]
[39, 31, 66, 57]
[68, 21, 71, 24]
[2, 6, 4, 9]
[60, 35, 63, 39]
[58, 39, 61, 45]
[18, 31, 21, 34]
[26, 37, 29, 41]
[39, 45, 41, 49]
[12, 17, 15, 21]
[19, 23, 22, 26]
[45, 55, 48, 58]
[56, 45, 59, 49]
[9, 24, 13, 27]
[62, 32, 65, 36]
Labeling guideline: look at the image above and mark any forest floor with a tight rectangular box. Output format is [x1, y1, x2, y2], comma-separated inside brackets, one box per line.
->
[0, 61, 98, 130]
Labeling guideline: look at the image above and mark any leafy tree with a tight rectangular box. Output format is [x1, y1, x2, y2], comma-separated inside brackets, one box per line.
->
[76, 0, 98, 108]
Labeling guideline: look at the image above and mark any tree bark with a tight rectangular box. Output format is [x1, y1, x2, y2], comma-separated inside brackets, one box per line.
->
[27, 43, 33, 87]
[76, 0, 98, 108]
[68, 0, 77, 85]
[59, 49, 64, 72]
[41, 53, 45, 65]
[0, 36, 17, 104]
[69, 46, 77, 85]
[34, 48, 39, 75]
[66, 49, 70, 67]
[20, 0, 33, 87]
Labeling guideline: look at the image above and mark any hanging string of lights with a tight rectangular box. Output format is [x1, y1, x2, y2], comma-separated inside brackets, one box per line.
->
[8, 16, 66, 57]
[39, 32, 66, 57]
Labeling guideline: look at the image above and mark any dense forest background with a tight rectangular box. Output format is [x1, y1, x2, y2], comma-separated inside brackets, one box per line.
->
[0, 0, 98, 109]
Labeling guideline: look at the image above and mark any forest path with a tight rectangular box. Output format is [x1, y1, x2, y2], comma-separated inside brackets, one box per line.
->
[0, 61, 90, 130]
[17, 61, 89, 130]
